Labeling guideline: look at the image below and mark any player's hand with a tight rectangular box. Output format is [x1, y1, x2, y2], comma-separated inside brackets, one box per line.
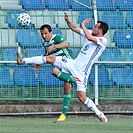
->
[65, 13, 69, 22]
[46, 45, 55, 55]
[34, 64, 41, 72]
[82, 18, 91, 26]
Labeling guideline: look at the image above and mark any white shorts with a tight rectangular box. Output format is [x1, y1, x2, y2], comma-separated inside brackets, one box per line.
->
[54, 56, 91, 92]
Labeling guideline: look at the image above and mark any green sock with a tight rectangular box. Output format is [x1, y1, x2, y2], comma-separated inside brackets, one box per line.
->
[57, 72, 76, 83]
[62, 94, 71, 116]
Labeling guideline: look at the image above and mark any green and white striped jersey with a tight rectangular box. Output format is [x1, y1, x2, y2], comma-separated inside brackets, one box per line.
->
[43, 34, 72, 59]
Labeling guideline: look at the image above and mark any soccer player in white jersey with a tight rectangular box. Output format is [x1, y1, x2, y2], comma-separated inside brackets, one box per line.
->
[16, 13, 109, 122]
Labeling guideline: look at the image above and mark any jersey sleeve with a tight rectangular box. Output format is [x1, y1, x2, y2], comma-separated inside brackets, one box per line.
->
[54, 34, 66, 44]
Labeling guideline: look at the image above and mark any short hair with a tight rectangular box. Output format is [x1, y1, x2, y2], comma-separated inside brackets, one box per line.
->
[40, 24, 52, 32]
[97, 21, 109, 35]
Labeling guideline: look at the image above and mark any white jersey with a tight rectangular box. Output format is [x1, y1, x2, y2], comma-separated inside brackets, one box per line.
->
[73, 29, 107, 75]
[54, 29, 107, 92]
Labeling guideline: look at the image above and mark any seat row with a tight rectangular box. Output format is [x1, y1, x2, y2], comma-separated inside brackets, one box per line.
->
[20, 0, 133, 11]
[3, 10, 133, 29]
[1, 67, 133, 87]
[1, 28, 133, 48]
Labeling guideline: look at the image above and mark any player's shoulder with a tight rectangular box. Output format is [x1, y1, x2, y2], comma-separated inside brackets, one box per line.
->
[97, 36, 107, 43]
[53, 34, 66, 42]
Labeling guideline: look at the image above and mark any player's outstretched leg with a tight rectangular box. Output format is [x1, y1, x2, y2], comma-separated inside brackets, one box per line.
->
[84, 97, 108, 123]
[97, 112, 108, 123]
[16, 46, 24, 64]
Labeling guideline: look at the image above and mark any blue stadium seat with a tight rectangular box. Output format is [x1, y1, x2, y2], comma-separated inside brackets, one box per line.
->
[112, 68, 133, 87]
[21, 0, 45, 10]
[68, 0, 91, 11]
[27, 48, 44, 57]
[89, 68, 113, 86]
[0, 68, 14, 86]
[100, 49, 124, 67]
[78, 11, 95, 29]
[96, 0, 116, 11]
[101, 11, 128, 29]
[52, 29, 63, 35]
[113, 29, 133, 48]
[38, 66, 64, 87]
[124, 49, 133, 67]
[7, 11, 34, 29]
[45, 0, 69, 10]
[126, 11, 133, 29]
[2, 48, 25, 67]
[13, 67, 38, 87]
[2, 48, 16, 67]
[125, 49, 133, 61]
[16, 29, 42, 48]
[115, 0, 133, 11]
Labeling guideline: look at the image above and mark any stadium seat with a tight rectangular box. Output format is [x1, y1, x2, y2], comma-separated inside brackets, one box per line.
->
[124, 49, 133, 67]
[89, 68, 113, 86]
[13, 67, 38, 87]
[52, 29, 63, 35]
[29, 10, 56, 29]
[96, 0, 116, 11]
[113, 29, 133, 48]
[55, 11, 79, 28]
[0, 68, 14, 86]
[16, 29, 42, 48]
[38, 66, 64, 87]
[101, 11, 128, 29]
[27, 48, 44, 57]
[68, 0, 91, 11]
[2, 48, 17, 67]
[45, 0, 69, 11]
[0, 0, 22, 10]
[126, 11, 133, 29]
[0, 11, 8, 28]
[66, 29, 84, 47]
[21, 0, 45, 10]
[1, 29, 17, 47]
[115, 0, 133, 11]
[7, 11, 34, 29]
[78, 11, 95, 29]
[112, 68, 133, 87]
[99, 49, 124, 67]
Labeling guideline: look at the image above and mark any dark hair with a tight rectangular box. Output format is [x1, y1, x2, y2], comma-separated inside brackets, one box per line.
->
[97, 21, 109, 35]
[40, 24, 52, 32]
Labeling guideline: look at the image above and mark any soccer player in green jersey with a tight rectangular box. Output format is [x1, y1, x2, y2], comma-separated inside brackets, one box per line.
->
[31, 24, 75, 121]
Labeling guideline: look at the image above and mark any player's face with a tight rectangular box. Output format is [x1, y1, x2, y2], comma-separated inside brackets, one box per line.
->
[40, 28, 52, 42]
[92, 23, 102, 36]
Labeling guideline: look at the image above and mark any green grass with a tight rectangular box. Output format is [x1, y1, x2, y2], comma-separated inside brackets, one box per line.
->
[0, 116, 133, 133]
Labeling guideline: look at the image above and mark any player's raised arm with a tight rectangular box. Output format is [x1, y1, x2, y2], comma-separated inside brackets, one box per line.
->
[81, 18, 97, 44]
[65, 13, 80, 34]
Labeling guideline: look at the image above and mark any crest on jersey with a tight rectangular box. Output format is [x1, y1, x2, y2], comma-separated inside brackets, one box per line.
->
[83, 45, 89, 51]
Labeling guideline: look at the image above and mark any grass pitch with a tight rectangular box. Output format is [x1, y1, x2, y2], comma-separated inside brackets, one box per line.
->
[0, 116, 133, 133]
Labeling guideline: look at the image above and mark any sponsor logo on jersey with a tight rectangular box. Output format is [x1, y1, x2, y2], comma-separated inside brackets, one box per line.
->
[83, 45, 89, 51]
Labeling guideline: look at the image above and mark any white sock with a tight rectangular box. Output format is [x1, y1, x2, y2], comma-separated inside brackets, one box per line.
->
[84, 97, 101, 115]
[23, 56, 46, 64]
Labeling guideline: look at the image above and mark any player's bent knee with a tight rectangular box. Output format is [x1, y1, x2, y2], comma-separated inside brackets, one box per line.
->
[77, 91, 87, 103]
[46, 56, 55, 64]
[52, 68, 60, 76]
